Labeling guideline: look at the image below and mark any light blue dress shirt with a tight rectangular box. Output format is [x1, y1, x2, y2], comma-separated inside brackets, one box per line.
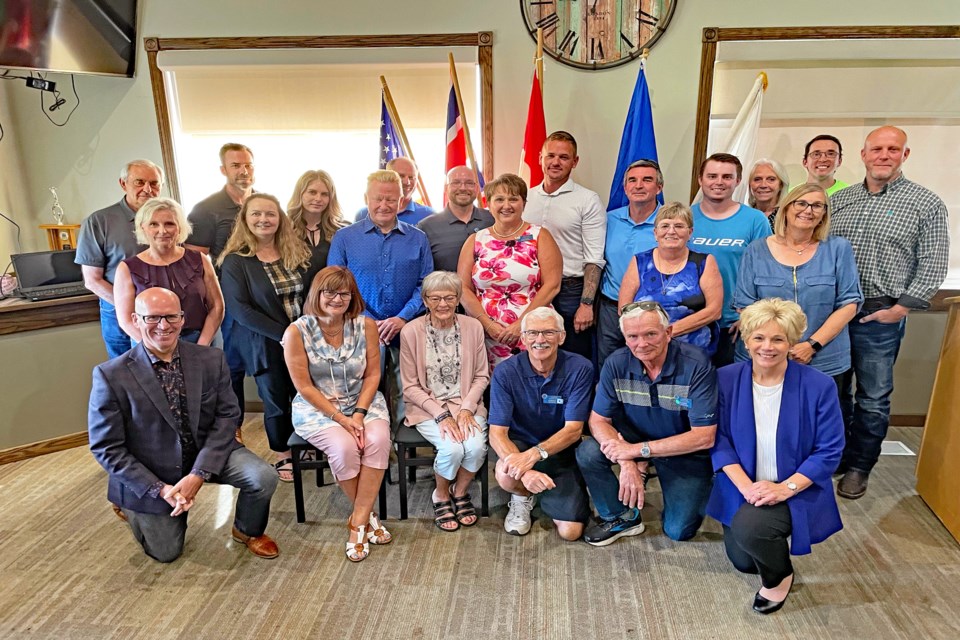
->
[599, 204, 658, 300]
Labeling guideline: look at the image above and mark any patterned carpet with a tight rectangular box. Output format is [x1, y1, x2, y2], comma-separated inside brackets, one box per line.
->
[1, 424, 957, 640]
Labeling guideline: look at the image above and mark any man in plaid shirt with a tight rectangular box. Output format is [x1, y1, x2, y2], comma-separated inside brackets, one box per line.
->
[830, 126, 949, 500]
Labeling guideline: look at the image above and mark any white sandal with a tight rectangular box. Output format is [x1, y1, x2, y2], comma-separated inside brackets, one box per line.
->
[346, 519, 369, 562]
[367, 512, 393, 545]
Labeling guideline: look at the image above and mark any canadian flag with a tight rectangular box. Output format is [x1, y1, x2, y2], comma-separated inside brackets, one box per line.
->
[518, 71, 546, 188]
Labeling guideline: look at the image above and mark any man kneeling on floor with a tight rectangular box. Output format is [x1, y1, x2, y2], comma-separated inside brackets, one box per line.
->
[88, 287, 279, 562]
[577, 301, 717, 546]
[487, 307, 593, 540]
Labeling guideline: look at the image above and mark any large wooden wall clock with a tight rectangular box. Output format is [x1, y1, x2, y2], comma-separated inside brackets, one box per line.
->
[520, 1, 676, 70]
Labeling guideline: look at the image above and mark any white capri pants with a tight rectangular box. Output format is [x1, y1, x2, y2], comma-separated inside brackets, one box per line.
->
[413, 416, 488, 481]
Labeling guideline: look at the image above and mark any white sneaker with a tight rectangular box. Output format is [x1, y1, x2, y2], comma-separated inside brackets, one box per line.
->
[504, 494, 535, 536]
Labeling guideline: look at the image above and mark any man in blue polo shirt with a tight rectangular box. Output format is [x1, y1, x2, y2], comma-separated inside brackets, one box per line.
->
[488, 307, 593, 540]
[598, 159, 662, 364]
[329, 169, 433, 427]
[355, 157, 435, 225]
[577, 301, 717, 546]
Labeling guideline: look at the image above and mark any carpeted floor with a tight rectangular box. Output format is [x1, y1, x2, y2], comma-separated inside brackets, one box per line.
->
[0, 423, 957, 640]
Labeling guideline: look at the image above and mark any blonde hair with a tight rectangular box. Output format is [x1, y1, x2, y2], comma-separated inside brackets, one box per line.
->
[654, 201, 693, 229]
[287, 170, 346, 243]
[217, 193, 311, 272]
[135, 197, 191, 244]
[367, 169, 402, 191]
[739, 298, 807, 346]
[774, 183, 831, 242]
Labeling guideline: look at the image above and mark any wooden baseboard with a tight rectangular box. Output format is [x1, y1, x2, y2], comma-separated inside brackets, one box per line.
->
[0, 432, 89, 465]
[891, 414, 926, 428]
[245, 401, 265, 413]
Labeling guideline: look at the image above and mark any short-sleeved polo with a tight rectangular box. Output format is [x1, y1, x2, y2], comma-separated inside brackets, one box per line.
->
[488, 350, 594, 446]
[593, 341, 717, 442]
[185, 188, 243, 262]
[74, 198, 141, 283]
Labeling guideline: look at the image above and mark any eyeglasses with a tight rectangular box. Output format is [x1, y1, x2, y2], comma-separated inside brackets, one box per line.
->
[320, 290, 353, 300]
[792, 200, 827, 214]
[137, 313, 184, 325]
[656, 222, 689, 232]
[807, 151, 839, 160]
[425, 295, 458, 305]
[521, 329, 562, 339]
[127, 179, 162, 189]
[448, 180, 477, 188]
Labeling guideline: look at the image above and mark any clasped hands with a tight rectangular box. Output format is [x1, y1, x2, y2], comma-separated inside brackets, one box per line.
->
[741, 480, 793, 506]
[438, 410, 481, 443]
[334, 411, 366, 448]
[501, 450, 556, 494]
[599, 434, 646, 509]
[161, 473, 205, 516]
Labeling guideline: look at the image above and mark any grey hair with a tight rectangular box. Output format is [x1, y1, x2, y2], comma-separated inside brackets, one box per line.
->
[623, 159, 664, 187]
[421, 271, 462, 298]
[120, 159, 165, 183]
[134, 197, 191, 244]
[521, 307, 565, 332]
[619, 303, 671, 332]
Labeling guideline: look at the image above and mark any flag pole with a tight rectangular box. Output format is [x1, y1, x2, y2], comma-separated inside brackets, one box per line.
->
[379, 75, 432, 208]
[536, 28, 544, 93]
[448, 53, 482, 197]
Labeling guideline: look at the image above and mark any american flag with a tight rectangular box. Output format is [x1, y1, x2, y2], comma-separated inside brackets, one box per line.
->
[379, 92, 405, 169]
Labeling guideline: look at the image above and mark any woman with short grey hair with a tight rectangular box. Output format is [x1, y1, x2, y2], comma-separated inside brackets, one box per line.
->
[399, 270, 490, 532]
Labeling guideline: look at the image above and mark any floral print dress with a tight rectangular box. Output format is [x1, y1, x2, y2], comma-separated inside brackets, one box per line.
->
[471, 224, 544, 369]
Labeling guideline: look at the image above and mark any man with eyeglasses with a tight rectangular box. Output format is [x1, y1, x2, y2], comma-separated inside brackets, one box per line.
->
[355, 157, 435, 225]
[488, 307, 593, 539]
[598, 159, 663, 364]
[830, 126, 949, 500]
[76, 159, 164, 359]
[88, 287, 280, 563]
[803, 135, 848, 196]
[417, 165, 493, 272]
[577, 301, 717, 546]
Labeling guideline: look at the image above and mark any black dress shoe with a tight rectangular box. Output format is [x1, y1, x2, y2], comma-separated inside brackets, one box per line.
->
[837, 469, 869, 499]
[753, 590, 788, 615]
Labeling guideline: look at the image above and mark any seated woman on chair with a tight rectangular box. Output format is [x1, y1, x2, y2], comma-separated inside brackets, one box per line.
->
[399, 271, 490, 532]
[283, 266, 392, 562]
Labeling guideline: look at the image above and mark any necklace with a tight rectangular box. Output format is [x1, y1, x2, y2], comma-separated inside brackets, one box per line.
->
[426, 316, 462, 397]
[780, 237, 815, 255]
[656, 251, 686, 294]
[489, 221, 525, 239]
[319, 320, 344, 337]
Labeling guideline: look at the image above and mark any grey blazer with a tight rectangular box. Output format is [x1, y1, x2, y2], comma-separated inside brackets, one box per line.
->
[88, 341, 243, 514]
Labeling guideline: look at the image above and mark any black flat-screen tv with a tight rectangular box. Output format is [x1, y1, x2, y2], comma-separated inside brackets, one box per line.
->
[0, 0, 138, 78]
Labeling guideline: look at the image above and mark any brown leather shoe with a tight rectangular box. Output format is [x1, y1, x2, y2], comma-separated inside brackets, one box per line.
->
[112, 503, 128, 523]
[231, 527, 280, 559]
[235, 428, 244, 444]
[837, 469, 869, 500]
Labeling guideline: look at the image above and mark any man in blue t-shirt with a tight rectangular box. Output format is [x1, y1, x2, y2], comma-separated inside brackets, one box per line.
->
[577, 301, 717, 546]
[355, 157, 434, 225]
[488, 308, 594, 540]
[689, 153, 771, 366]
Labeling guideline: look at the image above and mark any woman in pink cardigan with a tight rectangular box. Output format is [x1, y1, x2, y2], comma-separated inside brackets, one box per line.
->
[399, 270, 490, 532]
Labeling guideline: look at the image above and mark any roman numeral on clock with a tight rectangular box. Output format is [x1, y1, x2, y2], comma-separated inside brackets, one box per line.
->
[559, 30, 579, 56]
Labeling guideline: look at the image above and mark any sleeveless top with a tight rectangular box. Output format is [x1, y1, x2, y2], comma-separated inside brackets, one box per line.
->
[290, 314, 388, 440]
[124, 249, 209, 331]
[633, 248, 718, 355]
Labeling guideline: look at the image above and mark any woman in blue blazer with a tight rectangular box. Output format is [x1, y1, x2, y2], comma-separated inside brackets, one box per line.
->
[706, 298, 844, 615]
[219, 193, 318, 482]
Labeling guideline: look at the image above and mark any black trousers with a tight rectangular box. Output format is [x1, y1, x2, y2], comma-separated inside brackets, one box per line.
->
[722, 501, 793, 589]
[597, 295, 625, 367]
[554, 277, 595, 362]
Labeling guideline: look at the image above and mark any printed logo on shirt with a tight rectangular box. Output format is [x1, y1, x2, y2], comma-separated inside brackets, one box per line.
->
[657, 384, 691, 412]
[691, 237, 746, 248]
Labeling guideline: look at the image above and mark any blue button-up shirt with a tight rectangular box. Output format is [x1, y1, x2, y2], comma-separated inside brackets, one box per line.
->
[327, 219, 433, 322]
[488, 350, 594, 447]
[355, 200, 435, 226]
[600, 204, 658, 300]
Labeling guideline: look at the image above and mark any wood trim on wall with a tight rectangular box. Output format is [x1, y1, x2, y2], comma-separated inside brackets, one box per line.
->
[0, 432, 89, 465]
[144, 32, 495, 203]
[0, 294, 99, 335]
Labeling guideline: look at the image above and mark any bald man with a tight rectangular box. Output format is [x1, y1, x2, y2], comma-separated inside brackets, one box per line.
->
[830, 126, 949, 499]
[88, 287, 280, 562]
[355, 157, 435, 225]
[417, 165, 493, 272]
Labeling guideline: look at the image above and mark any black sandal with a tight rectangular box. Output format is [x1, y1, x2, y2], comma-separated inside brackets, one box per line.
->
[450, 491, 478, 527]
[274, 458, 294, 483]
[433, 498, 460, 532]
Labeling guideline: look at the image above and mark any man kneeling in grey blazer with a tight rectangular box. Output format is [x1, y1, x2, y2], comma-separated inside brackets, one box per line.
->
[88, 287, 279, 562]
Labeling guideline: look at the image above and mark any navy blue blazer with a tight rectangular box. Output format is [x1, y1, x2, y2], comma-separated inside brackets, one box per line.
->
[706, 360, 844, 555]
[219, 252, 320, 376]
[88, 341, 243, 515]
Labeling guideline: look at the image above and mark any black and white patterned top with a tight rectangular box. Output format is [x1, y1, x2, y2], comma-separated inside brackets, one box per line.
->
[425, 320, 461, 402]
[261, 259, 304, 322]
[830, 174, 949, 309]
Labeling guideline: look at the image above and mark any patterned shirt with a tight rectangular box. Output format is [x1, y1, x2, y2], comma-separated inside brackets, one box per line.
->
[261, 259, 304, 322]
[830, 174, 949, 309]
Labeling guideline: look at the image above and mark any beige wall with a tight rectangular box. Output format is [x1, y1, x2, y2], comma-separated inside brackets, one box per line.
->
[1, 0, 956, 449]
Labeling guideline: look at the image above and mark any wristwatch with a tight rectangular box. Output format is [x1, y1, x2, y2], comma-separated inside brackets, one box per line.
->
[535, 445, 549, 460]
[580, 296, 595, 306]
[639, 442, 651, 458]
[807, 338, 823, 353]
[786, 481, 798, 493]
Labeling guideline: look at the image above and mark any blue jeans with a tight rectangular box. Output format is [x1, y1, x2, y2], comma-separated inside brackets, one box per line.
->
[554, 278, 595, 362]
[839, 317, 906, 473]
[597, 295, 626, 367]
[99, 299, 134, 359]
[121, 447, 278, 563]
[577, 436, 714, 541]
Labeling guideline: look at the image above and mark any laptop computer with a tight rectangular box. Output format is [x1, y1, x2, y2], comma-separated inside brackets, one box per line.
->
[11, 249, 90, 301]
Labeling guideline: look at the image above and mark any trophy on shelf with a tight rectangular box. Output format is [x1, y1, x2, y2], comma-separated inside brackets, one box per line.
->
[40, 187, 80, 251]
[50, 187, 65, 225]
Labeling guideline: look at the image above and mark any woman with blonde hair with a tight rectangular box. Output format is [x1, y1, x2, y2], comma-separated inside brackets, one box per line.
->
[115, 197, 224, 345]
[287, 169, 346, 268]
[219, 193, 320, 481]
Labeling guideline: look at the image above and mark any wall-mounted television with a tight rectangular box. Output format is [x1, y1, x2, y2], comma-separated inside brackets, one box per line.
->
[0, 0, 138, 78]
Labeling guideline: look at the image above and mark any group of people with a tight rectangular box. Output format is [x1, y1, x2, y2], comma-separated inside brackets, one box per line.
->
[82, 125, 948, 614]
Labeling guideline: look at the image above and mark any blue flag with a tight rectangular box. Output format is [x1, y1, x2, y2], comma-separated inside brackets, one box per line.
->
[379, 92, 406, 169]
[607, 65, 661, 211]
